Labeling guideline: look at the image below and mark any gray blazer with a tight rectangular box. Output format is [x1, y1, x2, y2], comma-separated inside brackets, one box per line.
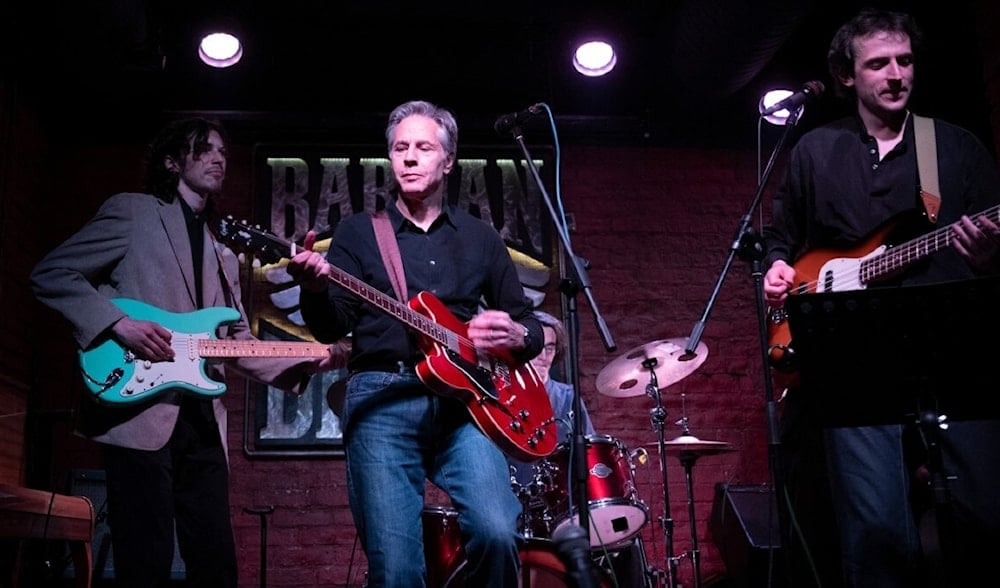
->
[31, 192, 312, 451]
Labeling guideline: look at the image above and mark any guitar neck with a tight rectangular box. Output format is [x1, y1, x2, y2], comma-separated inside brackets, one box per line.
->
[324, 267, 450, 346]
[215, 217, 455, 347]
[862, 203, 1000, 282]
[198, 339, 330, 358]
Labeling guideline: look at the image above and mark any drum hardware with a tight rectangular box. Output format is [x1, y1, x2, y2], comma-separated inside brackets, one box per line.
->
[549, 434, 650, 549]
[422, 506, 465, 588]
[641, 357, 681, 588]
[656, 399, 735, 588]
[513, 460, 563, 539]
[596, 339, 709, 588]
[595, 338, 708, 398]
[592, 534, 658, 588]
[514, 435, 650, 549]
[422, 505, 616, 587]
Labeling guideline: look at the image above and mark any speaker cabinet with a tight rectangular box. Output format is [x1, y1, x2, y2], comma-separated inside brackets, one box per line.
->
[64, 469, 186, 581]
[709, 483, 782, 587]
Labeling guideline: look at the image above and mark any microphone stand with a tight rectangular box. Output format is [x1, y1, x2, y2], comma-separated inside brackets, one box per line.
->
[503, 121, 616, 547]
[682, 109, 803, 587]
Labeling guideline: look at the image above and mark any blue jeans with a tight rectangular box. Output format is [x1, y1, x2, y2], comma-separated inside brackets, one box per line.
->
[824, 425, 922, 587]
[824, 420, 1000, 587]
[342, 368, 522, 587]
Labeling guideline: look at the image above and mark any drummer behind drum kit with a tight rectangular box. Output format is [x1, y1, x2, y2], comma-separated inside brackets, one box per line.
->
[422, 338, 734, 588]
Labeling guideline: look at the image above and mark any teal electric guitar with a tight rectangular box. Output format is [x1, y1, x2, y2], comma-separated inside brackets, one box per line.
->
[78, 298, 330, 405]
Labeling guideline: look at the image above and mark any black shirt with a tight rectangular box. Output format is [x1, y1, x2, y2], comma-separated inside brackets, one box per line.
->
[178, 197, 205, 308]
[300, 199, 543, 371]
[763, 113, 1000, 285]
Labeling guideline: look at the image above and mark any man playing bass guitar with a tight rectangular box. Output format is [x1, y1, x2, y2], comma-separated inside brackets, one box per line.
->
[761, 9, 1000, 588]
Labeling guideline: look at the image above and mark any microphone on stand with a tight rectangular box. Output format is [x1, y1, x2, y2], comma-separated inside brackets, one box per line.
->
[760, 80, 825, 116]
[494, 103, 545, 135]
[552, 523, 600, 588]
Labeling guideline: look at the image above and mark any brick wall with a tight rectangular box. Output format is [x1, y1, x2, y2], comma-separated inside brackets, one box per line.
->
[10, 119, 999, 587]
[8, 3, 1000, 576]
[219, 143, 776, 587]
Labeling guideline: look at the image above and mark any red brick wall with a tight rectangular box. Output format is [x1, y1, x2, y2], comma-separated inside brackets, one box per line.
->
[13, 115, 1000, 587]
[10, 3, 1000, 575]
[218, 143, 775, 587]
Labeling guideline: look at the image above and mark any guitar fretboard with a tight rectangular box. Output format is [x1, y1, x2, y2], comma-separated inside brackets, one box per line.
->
[197, 339, 330, 358]
[325, 266, 453, 347]
[859, 204, 1000, 283]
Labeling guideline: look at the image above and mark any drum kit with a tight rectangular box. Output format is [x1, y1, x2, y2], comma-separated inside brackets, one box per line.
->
[422, 337, 733, 588]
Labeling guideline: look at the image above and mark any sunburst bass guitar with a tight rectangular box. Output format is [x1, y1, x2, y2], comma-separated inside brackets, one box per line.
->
[79, 298, 331, 404]
[767, 204, 1000, 375]
[215, 217, 557, 461]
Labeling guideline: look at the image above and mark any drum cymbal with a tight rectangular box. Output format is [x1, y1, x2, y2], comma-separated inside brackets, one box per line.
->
[595, 338, 708, 397]
[647, 435, 734, 456]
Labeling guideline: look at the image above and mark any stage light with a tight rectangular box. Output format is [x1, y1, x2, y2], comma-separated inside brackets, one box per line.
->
[758, 88, 802, 125]
[199, 32, 243, 68]
[572, 41, 616, 77]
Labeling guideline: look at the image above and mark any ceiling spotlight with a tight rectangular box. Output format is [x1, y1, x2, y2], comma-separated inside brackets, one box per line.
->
[199, 32, 243, 68]
[572, 41, 616, 77]
[759, 89, 802, 125]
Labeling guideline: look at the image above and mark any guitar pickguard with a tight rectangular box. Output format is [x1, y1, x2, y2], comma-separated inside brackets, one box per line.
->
[79, 300, 240, 404]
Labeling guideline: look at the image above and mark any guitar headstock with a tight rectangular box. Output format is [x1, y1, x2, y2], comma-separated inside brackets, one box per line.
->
[216, 216, 291, 265]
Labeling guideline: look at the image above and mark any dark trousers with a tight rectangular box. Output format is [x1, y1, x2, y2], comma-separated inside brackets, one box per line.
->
[102, 397, 236, 588]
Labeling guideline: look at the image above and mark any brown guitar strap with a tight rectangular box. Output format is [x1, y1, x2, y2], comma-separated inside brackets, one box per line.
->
[914, 115, 941, 224]
[371, 210, 408, 302]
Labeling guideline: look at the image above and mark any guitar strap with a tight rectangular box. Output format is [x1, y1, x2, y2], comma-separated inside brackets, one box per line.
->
[209, 232, 249, 328]
[371, 210, 408, 302]
[913, 115, 941, 224]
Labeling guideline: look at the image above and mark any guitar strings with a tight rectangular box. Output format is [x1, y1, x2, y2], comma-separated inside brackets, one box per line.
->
[793, 207, 998, 294]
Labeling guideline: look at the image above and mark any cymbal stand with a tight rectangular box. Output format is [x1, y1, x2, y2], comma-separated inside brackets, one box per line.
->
[674, 397, 703, 588]
[644, 357, 678, 588]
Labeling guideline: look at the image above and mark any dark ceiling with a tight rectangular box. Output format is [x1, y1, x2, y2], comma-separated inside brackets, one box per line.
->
[4, 1, 993, 147]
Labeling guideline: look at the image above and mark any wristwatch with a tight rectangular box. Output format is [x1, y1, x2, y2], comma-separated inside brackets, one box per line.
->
[521, 325, 531, 348]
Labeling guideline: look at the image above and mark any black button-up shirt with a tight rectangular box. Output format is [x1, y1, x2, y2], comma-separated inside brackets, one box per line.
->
[763, 113, 1000, 285]
[300, 198, 542, 371]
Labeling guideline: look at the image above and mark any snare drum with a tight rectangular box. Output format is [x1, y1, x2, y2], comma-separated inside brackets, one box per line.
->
[549, 434, 649, 549]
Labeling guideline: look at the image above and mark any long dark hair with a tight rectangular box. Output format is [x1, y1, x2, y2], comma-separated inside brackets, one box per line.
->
[143, 117, 229, 200]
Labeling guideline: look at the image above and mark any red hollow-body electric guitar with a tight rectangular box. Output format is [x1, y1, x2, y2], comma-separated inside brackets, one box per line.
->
[217, 217, 558, 461]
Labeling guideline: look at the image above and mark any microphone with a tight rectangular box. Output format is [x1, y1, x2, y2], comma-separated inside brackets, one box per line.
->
[552, 523, 599, 588]
[494, 103, 545, 135]
[760, 80, 825, 116]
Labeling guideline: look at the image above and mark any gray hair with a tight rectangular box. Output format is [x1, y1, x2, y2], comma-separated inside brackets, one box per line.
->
[532, 310, 567, 362]
[385, 100, 458, 159]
